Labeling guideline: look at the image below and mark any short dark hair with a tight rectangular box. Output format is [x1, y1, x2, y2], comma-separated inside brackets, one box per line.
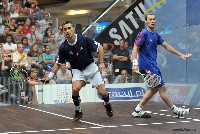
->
[62, 21, 74, 28]
[145, 13, 155, 20]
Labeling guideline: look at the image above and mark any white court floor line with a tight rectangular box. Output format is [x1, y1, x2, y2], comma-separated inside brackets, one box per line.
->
[2, 105, 198, 134]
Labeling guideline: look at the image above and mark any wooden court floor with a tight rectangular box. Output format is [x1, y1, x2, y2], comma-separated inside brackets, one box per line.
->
[0, 101, 200, 134]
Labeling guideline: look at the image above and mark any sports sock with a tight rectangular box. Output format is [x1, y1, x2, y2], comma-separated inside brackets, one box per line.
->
[135, 104, 143, 111]
[171, 105, 179, 113]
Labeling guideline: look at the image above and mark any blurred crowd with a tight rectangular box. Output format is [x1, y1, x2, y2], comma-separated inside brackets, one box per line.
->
[0, 0, 141, 104]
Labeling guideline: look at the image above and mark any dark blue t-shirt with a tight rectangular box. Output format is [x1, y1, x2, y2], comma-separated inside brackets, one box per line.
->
[57, 34, 100, 70]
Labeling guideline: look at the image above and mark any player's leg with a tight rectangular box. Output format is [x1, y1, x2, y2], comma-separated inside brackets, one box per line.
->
[96, 84, 113, 117]
[72, 80, 85, 121]
[158, 86, 190, 117]
[71, 69, 86, 121]
[90, 71, 113, 117]
[132, 88, 158, 118]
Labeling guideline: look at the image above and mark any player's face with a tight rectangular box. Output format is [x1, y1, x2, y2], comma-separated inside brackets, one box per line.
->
[63, 23, 75, 39]
[145, 15, 156, 28]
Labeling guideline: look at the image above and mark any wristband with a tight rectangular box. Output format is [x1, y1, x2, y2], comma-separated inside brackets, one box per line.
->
[132, 59, 138, 66]
[48, 72, 55, 79]
[99, 61, 104, 64]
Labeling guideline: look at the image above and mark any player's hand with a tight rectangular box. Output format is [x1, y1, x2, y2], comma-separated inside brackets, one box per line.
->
[41, 77, 50, 84]
[132, 65, 139, 73]
[180, 53, 192, 60]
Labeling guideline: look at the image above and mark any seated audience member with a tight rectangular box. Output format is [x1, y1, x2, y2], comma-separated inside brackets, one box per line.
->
[3, 34, 17, 54]
[12, 43, 28, 68]
[56, 63, 72, 84]
[13, 25, 24, 43]
[0, 26, 15, 44]
[113, 70, 132, 84]
[0, 53, 12, 77]
[99, 63, 109, 84]
[21, 36, 31, 53]
[27, 68, 41, 104]
[27, 44, 43, 77]
[104, 58, 113, 76]
[42, 45, 55, 71]
[0, 43, 3, 61]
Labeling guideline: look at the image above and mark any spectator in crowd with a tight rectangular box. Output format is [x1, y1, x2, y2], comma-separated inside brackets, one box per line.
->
[30, 12, 37, 26]
[40, 13, 49, 33]
[35, 20, 43, 34]
[36, 7, 44, 21]
[0, 26, 15, 43]
[26, 25, 43, 46]
[0, 43, 3, 58]
[22, 18, 31, 35]
[0, 53, 12, 77]
[9, 0, 20, 9]
[55, 25, 64, 45]
[2, 11, 10, 26]
[9, 6, 19, 18]
[21, 36, 31, 53]
[16, 10, 25, 26]
[0, 8, 6, 21]
[43, 27, 52, 43]
[29, 1, 39, 14]
[13, 25, 23, 43]
[27, 44, 43, 77]
[27, 68, 41, 104]
[113, 70, 131, 84]
[12, 42, 28, 68]
[48, 34, 59, 54]
[0, 18, 5, 35]
[1, 0, 10, 11]
[104, 58, 113, 76]
[124, 41, 133, 75]
[3, 34, 17, 54]
[56, 63, 72, 84]
[9, 18, 17, 34]
[48, 18, 57, 34]
[42, 45, 55, 71]
[99, 63, 109, 84]
[102, 43, 113, 63]
[113, 39, 129, 76]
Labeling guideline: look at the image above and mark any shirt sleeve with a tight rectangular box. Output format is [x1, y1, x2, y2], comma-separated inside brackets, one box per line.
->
[85, 36, 100, 52]
[56, 45, 66, 64]
[156, 33, 164, 45]
[134, 30, 146, 47]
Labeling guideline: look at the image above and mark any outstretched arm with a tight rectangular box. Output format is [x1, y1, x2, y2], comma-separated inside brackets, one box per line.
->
[161, 42, 192, 60]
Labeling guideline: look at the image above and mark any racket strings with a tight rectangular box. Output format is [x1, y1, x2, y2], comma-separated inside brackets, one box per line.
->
[144, 74, 161, 88]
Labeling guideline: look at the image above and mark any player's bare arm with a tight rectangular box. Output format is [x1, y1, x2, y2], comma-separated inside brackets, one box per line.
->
[132, 44, 139, 72]
[161, 42, 192, 60]
[44, 63, 60, 83]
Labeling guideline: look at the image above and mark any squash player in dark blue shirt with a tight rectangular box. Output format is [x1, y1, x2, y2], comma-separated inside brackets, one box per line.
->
[132, 13, 192, 118]
[44, 21, 113, 121]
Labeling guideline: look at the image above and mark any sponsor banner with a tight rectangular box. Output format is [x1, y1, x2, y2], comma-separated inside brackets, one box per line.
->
[97, 83, 147, 101]
[35, 84, 73, 104]
[152, 83, 197, 105]
[35, 83, 146, 104]
[95, 0, 166, 47]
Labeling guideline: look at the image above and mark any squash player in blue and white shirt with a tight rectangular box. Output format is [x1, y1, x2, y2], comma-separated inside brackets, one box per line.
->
[44, 21, 113, 121]
[132, 13, 192, 118]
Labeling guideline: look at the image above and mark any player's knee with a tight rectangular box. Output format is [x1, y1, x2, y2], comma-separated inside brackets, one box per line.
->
[158, 86, 166, 94]
[98, 90, 107, 97]
[97, 85, 107, 97]
[72, 84, 82, 93]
